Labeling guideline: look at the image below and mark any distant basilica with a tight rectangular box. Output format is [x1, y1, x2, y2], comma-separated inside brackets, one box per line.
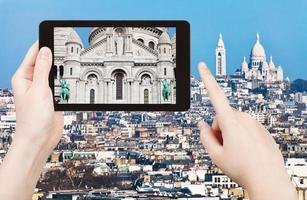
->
[54, 27, 176, 104]
[216, 33, 283, 83]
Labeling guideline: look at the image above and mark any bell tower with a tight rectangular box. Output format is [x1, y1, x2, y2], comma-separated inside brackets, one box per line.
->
[215, 33, 226, 77]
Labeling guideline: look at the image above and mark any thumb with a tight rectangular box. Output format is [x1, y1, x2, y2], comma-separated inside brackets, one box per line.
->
[33, 47, 52, 86]
[198, 121, 223, 160]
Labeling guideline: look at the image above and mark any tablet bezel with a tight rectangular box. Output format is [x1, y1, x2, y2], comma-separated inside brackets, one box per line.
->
[39, 20, 190, 111]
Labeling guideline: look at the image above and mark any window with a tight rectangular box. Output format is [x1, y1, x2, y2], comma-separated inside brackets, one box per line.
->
[137, 38, 144, 44]
[87, 73, 98, 80]
[90, 89, 95, 104]
[70, 68, 72, 76]
[164, 48, 166, 53]
[164, 68, 167, 76]
[115, 73, 124, 100]
[218, 56, 222, 75]
[71, 47, 73, 53]
[59, 65, 64, 78]
[115, 27, 124, 36]
[144, 89, 149, 104]
[77, 48, 78, 54]
[300, 178, 304, 184]
[141, 74, 151, 85]
[148, 41, 155, 49]
[54, 65, 58, 79]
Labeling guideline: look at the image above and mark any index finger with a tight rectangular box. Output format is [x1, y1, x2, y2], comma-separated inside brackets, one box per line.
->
[198, 62, 232, 116]
[20, 41, 39, 70]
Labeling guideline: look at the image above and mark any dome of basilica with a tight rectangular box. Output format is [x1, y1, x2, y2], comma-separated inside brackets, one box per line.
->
[251, 33, 266, 59]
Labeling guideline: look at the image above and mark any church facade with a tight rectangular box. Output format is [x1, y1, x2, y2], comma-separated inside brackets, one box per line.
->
[53, 27, 176, 104]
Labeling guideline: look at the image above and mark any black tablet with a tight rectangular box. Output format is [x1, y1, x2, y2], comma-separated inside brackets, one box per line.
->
[39, 20, 190, 111]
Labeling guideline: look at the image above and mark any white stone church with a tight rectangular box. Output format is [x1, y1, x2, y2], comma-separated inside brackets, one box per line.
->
[215, 33, 283, 83]
[53, 27, 176, 104]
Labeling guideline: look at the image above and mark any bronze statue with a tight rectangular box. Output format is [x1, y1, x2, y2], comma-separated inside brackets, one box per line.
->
[162, 79, 171, 101]
[60, 79, 70, 102]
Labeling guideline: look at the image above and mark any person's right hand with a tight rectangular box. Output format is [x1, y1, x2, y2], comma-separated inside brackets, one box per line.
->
[197, 62, 297, 200]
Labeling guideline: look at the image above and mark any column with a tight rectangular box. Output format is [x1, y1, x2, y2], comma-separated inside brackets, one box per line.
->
[130, 81, 133, 103]
[109, 81, 113, 103]
[127, 81, 131, 103]
[98, 80, 103, 103]
[157, 80, 161, 103]
[105, 81, 109, 103]
[152, 81, 157, 104]
[103, 80, 107, 103]
[125, 34, 133, 56]
[132, 81, 139, 103]
[106, 34, 113, 56]
[84, 81, 88, 104]
[78, 81, 85, 103]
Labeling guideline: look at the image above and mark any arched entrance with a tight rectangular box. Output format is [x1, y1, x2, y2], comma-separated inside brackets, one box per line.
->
[115, 73, 124, 100]
[87, 73, 99, 104]
[111, 69, 126, 101]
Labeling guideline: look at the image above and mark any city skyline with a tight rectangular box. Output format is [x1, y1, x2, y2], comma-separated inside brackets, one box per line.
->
[1, 0, 307, 88]
[1, 68, 306, 198]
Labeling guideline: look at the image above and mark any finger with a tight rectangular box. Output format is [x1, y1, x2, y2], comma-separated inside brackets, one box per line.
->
[198, 62, 232, 116]
[11, 42, 39, 96]
[198, 121, 223, 159]
[20, 41, 39, 71]
[33, 47, 52, 86]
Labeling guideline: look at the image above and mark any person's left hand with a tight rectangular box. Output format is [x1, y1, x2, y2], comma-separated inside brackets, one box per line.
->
[0, 42, 63, 200]
[11, 42, 63, 153]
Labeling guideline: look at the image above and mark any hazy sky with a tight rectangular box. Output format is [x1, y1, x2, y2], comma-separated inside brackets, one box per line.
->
[0, 0, 306, 88]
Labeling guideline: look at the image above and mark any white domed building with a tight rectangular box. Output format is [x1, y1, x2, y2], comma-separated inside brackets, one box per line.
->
[241, 33, 283, 82]
[53, 27, 176, 104]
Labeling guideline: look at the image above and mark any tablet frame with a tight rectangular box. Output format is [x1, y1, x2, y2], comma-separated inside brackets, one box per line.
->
[39, 20, 190, 111]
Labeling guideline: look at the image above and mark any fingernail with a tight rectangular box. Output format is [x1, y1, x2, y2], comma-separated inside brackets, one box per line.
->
[199, 62, 207, 68]
[38, 47, 51, 59]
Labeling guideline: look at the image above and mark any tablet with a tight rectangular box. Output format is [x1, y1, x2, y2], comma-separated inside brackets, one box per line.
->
[39, 20, 190, 111]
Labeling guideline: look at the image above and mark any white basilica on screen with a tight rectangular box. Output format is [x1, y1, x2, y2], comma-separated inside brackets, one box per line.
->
[53, 27, 176, 104]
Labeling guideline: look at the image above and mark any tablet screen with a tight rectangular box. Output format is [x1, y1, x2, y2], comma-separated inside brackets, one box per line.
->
[53, 27, 176, 105]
